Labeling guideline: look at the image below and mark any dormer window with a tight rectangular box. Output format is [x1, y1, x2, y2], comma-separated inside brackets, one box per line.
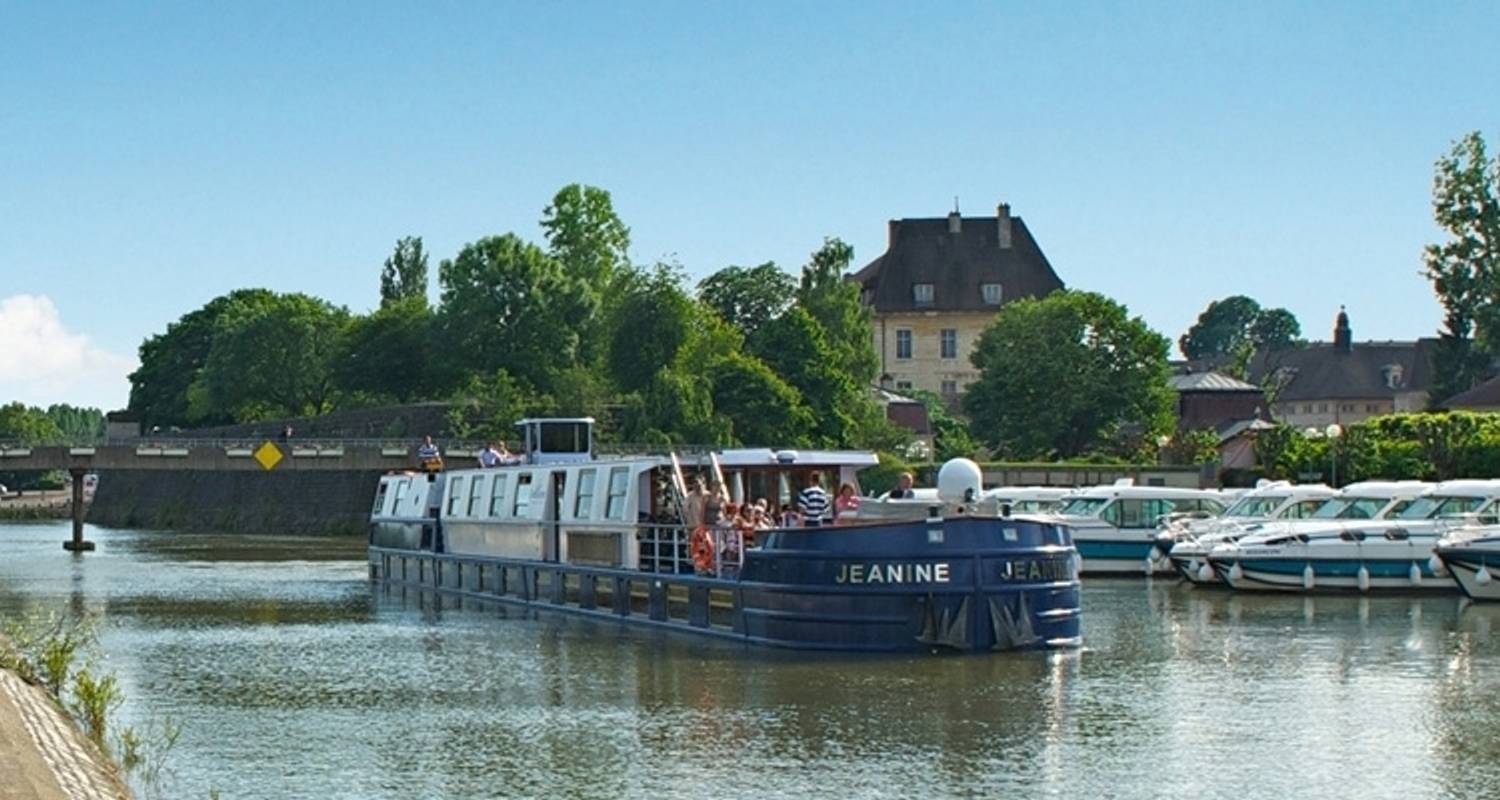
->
[982, 283, 1003, 305]
[913, 283, 934, 306]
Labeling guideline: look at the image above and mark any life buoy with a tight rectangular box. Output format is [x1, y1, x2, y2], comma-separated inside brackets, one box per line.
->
[691, 525, 716, 573]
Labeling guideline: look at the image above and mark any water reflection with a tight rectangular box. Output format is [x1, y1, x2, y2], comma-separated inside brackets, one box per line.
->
[1, 524, 1499, 799]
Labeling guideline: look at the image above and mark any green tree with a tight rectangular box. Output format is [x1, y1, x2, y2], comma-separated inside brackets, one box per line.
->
[751, 307, 863, 447]
[965, 291, 1176, 459]
[541, 184, 631, 286]
[127, 288, 276, 429]
[1179, 296, 1302, 362]
[1425, 131, 1500, 404]
[617, 368, 730, 446]
[697, 262, 795, 339]
[43, 405, 104, 442]
[332, 297, 434, 404]
[796, 238, 878, 387]
[907, 389, 978, 461]
[0, 403, 65, 444]
[709, 352, 815, 446]
[435, 234, 590, 393]
[379, 236, 428, 308]
[606, 264, 697, 394]
[190, 293, 351, 421]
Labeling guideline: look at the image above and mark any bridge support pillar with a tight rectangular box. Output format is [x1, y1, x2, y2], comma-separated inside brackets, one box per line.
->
[62, 468, 94, 553]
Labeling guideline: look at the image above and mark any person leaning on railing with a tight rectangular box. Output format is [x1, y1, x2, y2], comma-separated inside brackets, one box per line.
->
[417, 435, 444, 472]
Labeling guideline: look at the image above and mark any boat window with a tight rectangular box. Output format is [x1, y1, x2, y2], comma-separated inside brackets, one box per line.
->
[1311, 499, 1350, 519]
[574, 469, 597, 518]
[1227, 496, 1283, 518]
[1432, 496, 1485, 519]
[467, 475, 486, 516]
[1199, 498, 1225, 515]
[1282, 500, 1327, 519]
[1384, 500, 1413, 517]
[1059, 497, 1108, 516]
[447, 477, 465, 516]
[372, 482, 389, 515]
[1398, 497, 1442, 519]
[488, 476, 509, 517]
[513, 473, 533, 517]
[539, 422, 589, 453]
[1109, 498, 1176, 528]
[605, 467, 630, 520]
[391, 479, 409, 511]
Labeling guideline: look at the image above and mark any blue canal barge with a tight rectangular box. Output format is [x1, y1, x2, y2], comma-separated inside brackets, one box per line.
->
[368, 419, 1081, 653]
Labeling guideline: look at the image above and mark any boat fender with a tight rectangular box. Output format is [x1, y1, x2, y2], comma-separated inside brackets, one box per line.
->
[1408, 562, 1423, 586]
[1228, 562, 1244, 582]
[1477, 565, 1492, 586]
[1197, 562, 1214, 582]
[1302, 564, 1316, 590]
[690, 526, 716, 574]
[1356, 565, 1370, 592]
[1428, 554, 1447, 577]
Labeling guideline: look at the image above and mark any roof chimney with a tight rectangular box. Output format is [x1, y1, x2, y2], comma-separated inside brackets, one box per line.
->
[996, 202, 1012, 249]
[1333, 306, 1352, 352]
[947, 211, 961, 234]
[888, 219, 899, 248]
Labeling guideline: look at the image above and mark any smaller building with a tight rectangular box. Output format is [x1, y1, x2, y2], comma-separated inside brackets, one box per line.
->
[1168, 371, 1265, 432]
[104, 410, 139, 442]
[1443, 376, 1500, 412]
[1247, 308, 1435, 428]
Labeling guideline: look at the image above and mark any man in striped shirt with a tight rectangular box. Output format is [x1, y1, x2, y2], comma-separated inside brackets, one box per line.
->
[797, 472, 831, 527]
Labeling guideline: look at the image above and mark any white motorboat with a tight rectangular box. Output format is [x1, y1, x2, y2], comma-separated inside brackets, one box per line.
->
[1159, 481, 1337, 583]
[1054, 480, 1227, 575]
[983, 486, 1076, 515]
[1435, 525, 1500, 601]
[1208, 479, 1500, 593]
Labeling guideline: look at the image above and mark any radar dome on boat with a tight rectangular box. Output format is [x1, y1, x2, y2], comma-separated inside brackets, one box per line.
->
[937, 458, 983, 504]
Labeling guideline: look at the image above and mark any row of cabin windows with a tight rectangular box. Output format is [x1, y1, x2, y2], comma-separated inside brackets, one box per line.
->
[444, 468, 631, 521]
[1100, 497, 1224, 528]
[911, 283, 1003, 307]
[895, 329, 960, 360]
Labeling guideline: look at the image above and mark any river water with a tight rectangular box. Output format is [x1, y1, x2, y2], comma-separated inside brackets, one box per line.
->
[2, 522, 1499, 799]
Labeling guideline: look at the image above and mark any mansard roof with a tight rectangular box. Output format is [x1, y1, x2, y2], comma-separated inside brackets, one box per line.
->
[1247, 339, 1437, 402]
[850, 210, 1064, 313]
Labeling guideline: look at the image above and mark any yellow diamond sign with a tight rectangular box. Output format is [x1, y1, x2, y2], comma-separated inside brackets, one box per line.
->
[253, 441, 284, 471]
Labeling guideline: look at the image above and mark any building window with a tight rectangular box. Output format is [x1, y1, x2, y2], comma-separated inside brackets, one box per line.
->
[896, 329, 912, 360]
[1340, 403, 1354, 413]
[940, 329, 957, 359]
[941, 380, 958, 397]
[1318, 403, 1328, 413]
[896, 380, 912, 391]
[1302, 404, 1312, 413]
[982, 283, 1002, 305]
[913, 284, 934, 306]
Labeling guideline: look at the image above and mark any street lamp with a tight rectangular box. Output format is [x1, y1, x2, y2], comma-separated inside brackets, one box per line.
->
[1325, 423, 1343, 486]
[1155, 434, 1171, 465]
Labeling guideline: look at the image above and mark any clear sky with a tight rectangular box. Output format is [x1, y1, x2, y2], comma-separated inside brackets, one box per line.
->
[3, 1, 1497, 411]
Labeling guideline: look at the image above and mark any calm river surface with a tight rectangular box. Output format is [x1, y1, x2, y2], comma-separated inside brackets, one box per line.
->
[3, 522, 1500, 799]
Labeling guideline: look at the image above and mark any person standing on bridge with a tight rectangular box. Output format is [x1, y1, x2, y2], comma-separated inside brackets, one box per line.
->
[417, 436, 443, 472]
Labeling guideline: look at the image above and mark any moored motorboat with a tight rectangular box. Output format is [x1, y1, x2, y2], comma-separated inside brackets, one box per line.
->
[1435, 526, 1500, 601]
[1053, 480, 1226, 575]
[1158, 480, 1337, 583]
[368, 418, 1082, 653]
[1208, 479, 1500, 593]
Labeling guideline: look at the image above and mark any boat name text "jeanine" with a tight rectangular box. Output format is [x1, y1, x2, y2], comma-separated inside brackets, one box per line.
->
[999, 558, 1073, 582]
[835, 562, 951, 584]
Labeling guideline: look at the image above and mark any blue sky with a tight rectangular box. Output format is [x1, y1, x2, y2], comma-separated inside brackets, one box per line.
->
[2, 1, 1497, 411]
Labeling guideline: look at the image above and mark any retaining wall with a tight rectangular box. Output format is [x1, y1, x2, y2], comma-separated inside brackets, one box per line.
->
[88, 469, 381, 536]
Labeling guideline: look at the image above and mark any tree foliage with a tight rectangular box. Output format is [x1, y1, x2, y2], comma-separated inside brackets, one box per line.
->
[379, 236, 428, 308]
[965, 290, 1175, 459]
[1179, 295, 1302, 363]
[0, 403, 65, 444]
[709, 352, 815, 446]
[333, 296, 434, 404]
[697, 262, 795, 339]
[1425, 131, 1500, 404]
[128, 289, 275, 429]
[796, 238, 878, 387]
[541, 184, 631, 287]
[190, 293, 350, 421]
[606, 264, 697, 395]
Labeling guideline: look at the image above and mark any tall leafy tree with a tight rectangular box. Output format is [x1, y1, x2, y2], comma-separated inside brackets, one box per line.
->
[379, 236, 428, 308]
[127, 288, 276, 429]
[795, 238, 878, 387]
[190, 293, 351, 421]
[1425, 131, 1500, 404]
[43, 405, 104, 442]
[751, 307, 864, 447]
[697, 262, 795, 339]
[709, 352, 815, 446]
[333, 296, 435, 403]
[606, 264, 697, 394]
[965, 290, 1175, 459]
[435, 233, 590, 393]
[541, 184, 631, 287]
[0, 403, 65, 444]
[1248, 308, 1301, 351]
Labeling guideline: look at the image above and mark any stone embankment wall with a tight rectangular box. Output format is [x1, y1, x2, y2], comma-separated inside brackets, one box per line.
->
[88, 470, 381, 536]
[151, 402, 455, 441]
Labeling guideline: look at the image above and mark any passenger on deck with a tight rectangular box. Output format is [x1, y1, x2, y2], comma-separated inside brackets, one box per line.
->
[834, 483, 861, 523]
[753, 498, 773, 531]
[497, 441, 524, 465]
[477, 442, 503, 468]
[888, 472, 916, 499]
[417, 436, 443, 471]
[683, 476, 711, 529]
[797, 472, 831, 527]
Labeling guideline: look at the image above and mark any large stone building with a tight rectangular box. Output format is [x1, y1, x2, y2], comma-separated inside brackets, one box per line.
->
[1247, 309, 1436, 428]
[851, 203, 1064, 402]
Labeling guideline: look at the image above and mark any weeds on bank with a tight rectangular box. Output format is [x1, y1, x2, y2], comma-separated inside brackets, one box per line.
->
[2, 610, 182, 797]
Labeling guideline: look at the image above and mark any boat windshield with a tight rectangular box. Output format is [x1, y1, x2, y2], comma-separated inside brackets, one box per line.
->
[1312, 497, 1387, 519]
[1397, 495, 1486, 520]
[1058, 497, 1109, 517]
[1224, 496, 1285, 518]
